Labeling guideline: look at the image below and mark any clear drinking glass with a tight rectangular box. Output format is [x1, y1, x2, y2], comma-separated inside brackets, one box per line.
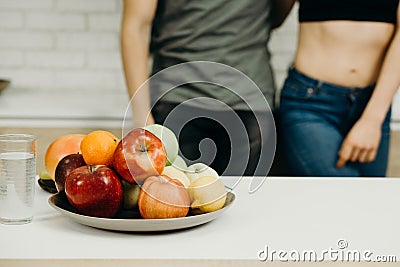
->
[0, 134, 37, 224]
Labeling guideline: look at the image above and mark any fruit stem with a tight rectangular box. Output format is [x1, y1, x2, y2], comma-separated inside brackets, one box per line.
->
[88, 165, 95, 174]
[139, 143, 147, 152]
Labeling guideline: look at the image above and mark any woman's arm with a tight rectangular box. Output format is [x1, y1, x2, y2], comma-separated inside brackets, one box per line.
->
[337, 5, 400, 169]
[121, 0, 158, 128]
[271, 0, 296, 29]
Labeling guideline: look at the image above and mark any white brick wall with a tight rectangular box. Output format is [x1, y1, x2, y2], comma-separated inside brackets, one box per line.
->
[0, 0, 53, 10]
[26, 51, 85, 68]
[0, 1, 398, 128]
[0, 11, 24, 29]
[0, 51, 24, 67]
[55, 0, 117, 12]
[0, 0, 126, 128]
[26, 13, 86, 31]
[89, 14, 121, 32]
[56, 32, 118, 50]
[0, 31, 54, 49]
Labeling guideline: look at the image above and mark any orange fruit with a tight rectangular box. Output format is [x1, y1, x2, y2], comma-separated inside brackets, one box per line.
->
[80, 130, 119, 166]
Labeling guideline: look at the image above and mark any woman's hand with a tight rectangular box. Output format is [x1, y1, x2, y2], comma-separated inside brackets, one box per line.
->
[336, 118, 382, 169]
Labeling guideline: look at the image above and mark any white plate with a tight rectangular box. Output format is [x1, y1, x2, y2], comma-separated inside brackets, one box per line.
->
[48, 191, 235, 232]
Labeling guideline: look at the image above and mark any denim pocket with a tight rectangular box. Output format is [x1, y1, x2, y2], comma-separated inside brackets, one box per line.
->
[281, 78, 315, 101]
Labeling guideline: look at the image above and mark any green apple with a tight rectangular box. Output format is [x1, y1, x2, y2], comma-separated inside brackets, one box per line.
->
[39, 170, 52, 180]
[144, 124, 179, 166]
[171, 155, 187, 171]
[185, 163, 219, 183]
[162, 165, 191, 187]
[121, 179, 141, 209]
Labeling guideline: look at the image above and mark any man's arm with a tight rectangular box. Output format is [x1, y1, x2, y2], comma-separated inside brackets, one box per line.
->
[121, 0, 158, 127]
[271, 0, 296, 29]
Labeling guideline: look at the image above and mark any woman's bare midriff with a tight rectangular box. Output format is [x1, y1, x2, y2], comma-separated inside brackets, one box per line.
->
[294, 21, 395, 88]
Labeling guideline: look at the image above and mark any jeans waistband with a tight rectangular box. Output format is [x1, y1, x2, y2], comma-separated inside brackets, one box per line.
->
[288, 67, 375, 96]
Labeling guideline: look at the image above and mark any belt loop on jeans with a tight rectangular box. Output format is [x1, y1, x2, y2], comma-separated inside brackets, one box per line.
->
[313, 80, 323, 94]
[348, 92, 356, 105]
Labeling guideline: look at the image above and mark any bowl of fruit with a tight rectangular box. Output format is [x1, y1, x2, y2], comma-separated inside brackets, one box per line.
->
[41, 125, 235, 232]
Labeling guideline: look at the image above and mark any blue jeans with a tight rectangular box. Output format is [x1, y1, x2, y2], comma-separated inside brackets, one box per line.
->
[279, 68, 391, 177]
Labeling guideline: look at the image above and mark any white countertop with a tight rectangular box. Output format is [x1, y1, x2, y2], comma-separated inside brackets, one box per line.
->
[1, 177, 400, 263]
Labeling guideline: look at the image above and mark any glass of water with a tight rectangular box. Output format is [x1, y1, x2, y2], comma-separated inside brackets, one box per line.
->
[0, 134, 37, 224]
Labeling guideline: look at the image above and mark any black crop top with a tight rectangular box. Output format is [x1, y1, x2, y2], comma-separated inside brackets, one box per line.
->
[299, 0, 399, 24]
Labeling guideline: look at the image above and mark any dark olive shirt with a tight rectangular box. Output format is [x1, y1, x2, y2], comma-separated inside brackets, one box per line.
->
[150, 0, 275, 111]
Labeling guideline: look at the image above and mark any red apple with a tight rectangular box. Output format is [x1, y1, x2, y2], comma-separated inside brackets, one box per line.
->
[138, 175, 190, 219]
[45, 134, 86, 180]
[65, 165, 123, 218]
[55, 153, 86, 192]
[112, 128, 167, 184]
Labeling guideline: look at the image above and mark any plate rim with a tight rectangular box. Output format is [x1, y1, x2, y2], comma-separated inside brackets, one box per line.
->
[48, 191, 235, 232]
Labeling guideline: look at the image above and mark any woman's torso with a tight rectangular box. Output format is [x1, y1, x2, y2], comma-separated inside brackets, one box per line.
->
[294, 0, 398, 88]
